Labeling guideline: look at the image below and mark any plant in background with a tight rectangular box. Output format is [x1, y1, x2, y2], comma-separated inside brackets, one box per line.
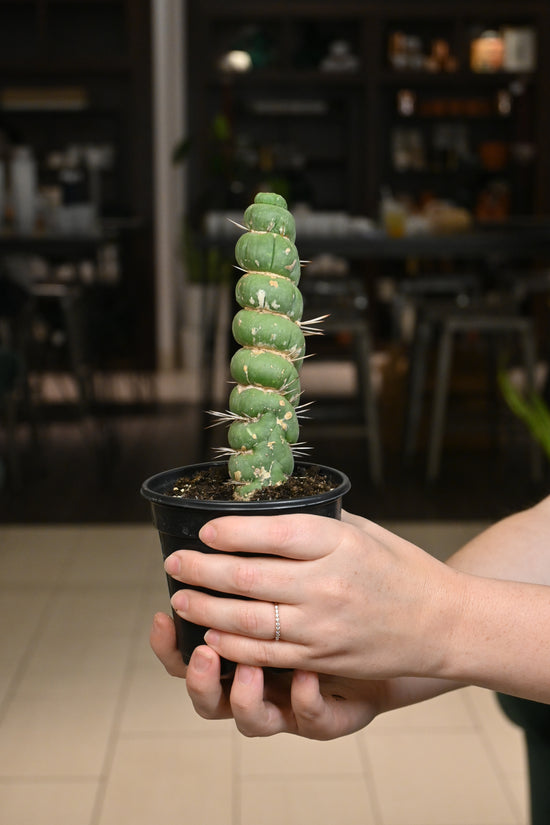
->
[212, 191, 320, 500]
[499, 368, 550, 458]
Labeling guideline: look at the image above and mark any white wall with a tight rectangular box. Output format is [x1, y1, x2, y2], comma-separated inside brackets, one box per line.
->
[151, 0, 186, 370]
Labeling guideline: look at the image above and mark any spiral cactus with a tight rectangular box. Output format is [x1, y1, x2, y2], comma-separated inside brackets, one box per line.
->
[226, 192, 305, 500]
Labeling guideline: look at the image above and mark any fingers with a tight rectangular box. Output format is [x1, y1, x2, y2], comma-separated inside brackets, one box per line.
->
[149, 612, 187, 678]
[171, 589, 306, 645]
[290, 670, 336, 739]
[199, 513, 347, 560]
[229, 665, 290, 736]
[165, 549, 299, 603]
[185, 645, 234, 720]
[292, 671, 379, 739]
[204, 628, 307, 672]
[165, 512, 357, 603]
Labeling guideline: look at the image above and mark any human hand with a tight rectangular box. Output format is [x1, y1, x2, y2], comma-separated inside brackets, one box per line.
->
[163, 512, 464, 681]
[150, 611, 382, 739]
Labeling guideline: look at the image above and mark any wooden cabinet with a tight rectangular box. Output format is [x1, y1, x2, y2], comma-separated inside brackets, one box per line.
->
[0, 0, 154, 369]
[186, 0, 550, 222]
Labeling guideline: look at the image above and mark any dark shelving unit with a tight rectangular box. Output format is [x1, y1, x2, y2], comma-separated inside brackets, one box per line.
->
[0, 0, 155, 369]
[186, 0, 550, 221]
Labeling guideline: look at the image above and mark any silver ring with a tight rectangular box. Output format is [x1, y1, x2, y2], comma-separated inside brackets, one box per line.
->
[273, 603, 281, 642]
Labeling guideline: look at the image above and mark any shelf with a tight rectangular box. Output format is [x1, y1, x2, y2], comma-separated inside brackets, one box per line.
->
[188, 0, 550, 222]
[0, 0, 155, 370]
[380, 70, 536, 86]
[0, 58, 132, 76]
[208, 69, 367, 87]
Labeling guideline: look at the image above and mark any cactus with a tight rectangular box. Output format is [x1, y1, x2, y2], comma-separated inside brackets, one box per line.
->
[219, 192, 311, 500]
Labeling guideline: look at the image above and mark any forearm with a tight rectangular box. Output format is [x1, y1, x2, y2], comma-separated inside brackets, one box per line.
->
[447, 494, 550, 584]
[381, 496, 550, 712]
[431, 496, 550, 702]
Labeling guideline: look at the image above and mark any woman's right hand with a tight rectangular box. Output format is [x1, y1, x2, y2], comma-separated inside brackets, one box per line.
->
[150, 611, 386, 740]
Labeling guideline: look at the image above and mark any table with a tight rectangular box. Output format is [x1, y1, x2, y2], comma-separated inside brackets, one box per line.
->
[204, 219, 550, 263]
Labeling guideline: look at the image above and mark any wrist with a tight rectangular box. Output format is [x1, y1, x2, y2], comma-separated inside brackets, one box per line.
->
[419, 566, 473, 682]
[432, 571, 550, 700]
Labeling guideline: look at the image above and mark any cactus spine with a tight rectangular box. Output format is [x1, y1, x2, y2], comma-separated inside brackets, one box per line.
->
[227, 192, 304, 500]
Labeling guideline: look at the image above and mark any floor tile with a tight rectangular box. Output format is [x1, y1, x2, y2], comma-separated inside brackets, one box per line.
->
[240, 776, 378, 825]
[238, 732, 364, 777]
[0, 523, 532, 825]
[59, 525, 159, 587]
[0, 780, 98, 825]
[32, 588, 143, 643]
[0, 526, 78, 586]
[0, 589, 52, 705]
[0, 692, 118, 777]
[97, 735, 233, 825]
[361, 728, 520, 825]
[370, 688, 475, 731]
[119, 658, 234, 736]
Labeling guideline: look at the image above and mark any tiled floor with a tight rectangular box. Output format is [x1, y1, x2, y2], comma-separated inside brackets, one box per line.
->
[0, 521, 529, 825]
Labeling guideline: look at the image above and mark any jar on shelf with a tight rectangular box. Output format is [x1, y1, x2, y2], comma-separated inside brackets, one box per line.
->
[470, 30, 504, 73]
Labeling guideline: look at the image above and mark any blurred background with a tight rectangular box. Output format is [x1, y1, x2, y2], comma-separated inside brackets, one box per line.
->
[1, 0, 549, 523]
[1, 4, 549, 824]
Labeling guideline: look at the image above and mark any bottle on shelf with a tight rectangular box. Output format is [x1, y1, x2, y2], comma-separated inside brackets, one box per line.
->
[10, 145, 37, 234]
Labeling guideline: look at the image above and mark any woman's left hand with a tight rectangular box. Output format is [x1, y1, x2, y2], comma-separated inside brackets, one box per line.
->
[163, 512, 461, 682]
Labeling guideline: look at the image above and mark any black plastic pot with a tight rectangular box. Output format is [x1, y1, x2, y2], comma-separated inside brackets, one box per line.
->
[141, 460, 351, 676]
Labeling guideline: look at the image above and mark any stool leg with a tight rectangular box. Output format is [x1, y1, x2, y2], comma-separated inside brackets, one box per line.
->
[427, 324, 454, 481]
[354, 326, 383, 485]
[61, 291, 94, 418]
[404, 318, 431, 461]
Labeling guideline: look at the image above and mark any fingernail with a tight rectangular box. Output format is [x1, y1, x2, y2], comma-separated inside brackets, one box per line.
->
[171, 591, 189, 613]
[238, 665, 254, 685]
[204, 629, 220, 647]
[199, 523, 216, 545]
[294, 669, 310, 683]
[152, 612, 164, 631]
[193, 648, 213, 673]
[164, 554, 180, 576]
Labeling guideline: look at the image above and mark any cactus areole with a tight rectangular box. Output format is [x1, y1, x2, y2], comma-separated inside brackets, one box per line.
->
[227, 192, 306, 500]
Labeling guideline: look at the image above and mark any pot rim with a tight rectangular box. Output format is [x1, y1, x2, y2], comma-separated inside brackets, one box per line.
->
[141, 460, 351, 511]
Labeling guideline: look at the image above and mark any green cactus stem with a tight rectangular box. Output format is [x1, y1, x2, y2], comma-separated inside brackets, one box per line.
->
[227, 192, 306, 500]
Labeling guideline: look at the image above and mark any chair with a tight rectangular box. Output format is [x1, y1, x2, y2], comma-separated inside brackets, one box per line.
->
[300, 260, 382, 485]
[400, 272, 481, 461]
[403, 290, 541, 481]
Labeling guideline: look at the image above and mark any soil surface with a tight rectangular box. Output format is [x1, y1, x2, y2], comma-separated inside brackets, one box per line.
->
[169, 464, 335, 502]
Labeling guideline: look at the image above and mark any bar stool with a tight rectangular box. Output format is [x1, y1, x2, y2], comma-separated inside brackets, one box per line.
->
[392, 272, 481, 342]
[301, 269, 383, 485]
[404, 298, 541, 481]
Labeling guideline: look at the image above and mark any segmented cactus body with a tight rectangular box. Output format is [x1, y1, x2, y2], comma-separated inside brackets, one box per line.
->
[228, 192, 304, 499]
